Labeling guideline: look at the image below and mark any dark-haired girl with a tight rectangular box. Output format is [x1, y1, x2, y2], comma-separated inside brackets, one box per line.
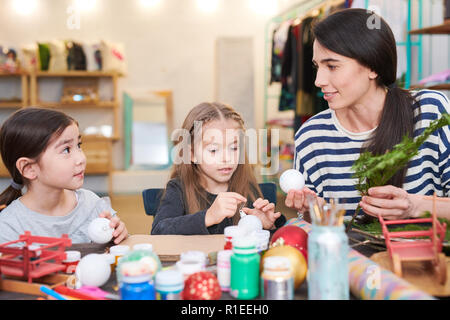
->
[0, 108, 128, 244]
[285, 9, 450, 220]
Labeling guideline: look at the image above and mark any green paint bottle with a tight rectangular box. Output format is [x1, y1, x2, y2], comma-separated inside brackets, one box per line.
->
[230, 236, 260, 299]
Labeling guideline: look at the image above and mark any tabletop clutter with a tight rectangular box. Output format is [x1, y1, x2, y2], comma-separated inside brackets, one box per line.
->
[0, 196, 350, 301]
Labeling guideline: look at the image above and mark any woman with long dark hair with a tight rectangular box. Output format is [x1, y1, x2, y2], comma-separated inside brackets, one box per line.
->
[285, 8, 450, 220]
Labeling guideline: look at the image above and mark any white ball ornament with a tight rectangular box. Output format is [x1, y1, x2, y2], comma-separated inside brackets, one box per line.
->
[88, 217, 114, 244]
[75, 254, 111, 287]
[279, 169, 305, 194]
[238, 214, 263, 235]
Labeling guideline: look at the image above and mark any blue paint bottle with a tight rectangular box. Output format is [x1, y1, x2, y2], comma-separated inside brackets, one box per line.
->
[120, 274, 155, 300]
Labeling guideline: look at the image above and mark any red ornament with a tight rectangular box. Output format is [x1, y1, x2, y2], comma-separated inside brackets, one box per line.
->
[183, 271, 222, 300]
[270, 225, 308, 262]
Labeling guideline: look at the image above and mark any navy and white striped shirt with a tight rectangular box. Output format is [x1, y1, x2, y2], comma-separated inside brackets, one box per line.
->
[293, 90, 450, 216]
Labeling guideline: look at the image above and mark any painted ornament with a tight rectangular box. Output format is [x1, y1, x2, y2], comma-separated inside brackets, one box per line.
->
[270, 225, 308, 261]
[183, 271, 221, 300]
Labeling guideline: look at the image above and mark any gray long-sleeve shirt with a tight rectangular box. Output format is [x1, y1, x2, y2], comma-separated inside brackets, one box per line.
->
[0, 189, 115, 245]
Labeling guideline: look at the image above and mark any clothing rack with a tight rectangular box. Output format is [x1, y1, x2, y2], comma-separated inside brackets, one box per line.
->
[263, 0, 345, 128]
[263, 0, 424, 128]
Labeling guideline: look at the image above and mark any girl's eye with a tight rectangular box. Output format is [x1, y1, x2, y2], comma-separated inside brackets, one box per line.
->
[63, 147, 70, 154]
[78, 142, 82, 149]
[328, 65, 337, 71]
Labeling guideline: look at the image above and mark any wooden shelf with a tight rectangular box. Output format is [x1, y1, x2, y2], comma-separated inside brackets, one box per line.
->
[409, 20, 450, 35]
[36, 101, 117, 109]
[0, 71, 28, 77]
[32, 71, 118, 77]
[411, 83, 450, 90]
[0, 101, 24, 108]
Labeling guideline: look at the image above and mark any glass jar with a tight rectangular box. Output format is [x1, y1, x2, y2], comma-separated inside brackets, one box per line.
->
[307, 224, 349, 300]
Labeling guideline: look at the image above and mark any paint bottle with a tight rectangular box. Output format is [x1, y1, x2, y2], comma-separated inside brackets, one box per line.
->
[230, 237, 260, 299]
[155, 269, 184, 300]
[252, 230, 271, 253]
[101, 253, 116, 273]
[180, 250, 208, 268]
[217, 250, 233, 292]
[109, 245, 130, 268]
[307, 224, 349, 300]
[261, 256, 294, 300]
[120, 274, 155, 300]
[62, 250, 81, 274]
[224, 226, 246, 250]
[176, 259, 205, 281]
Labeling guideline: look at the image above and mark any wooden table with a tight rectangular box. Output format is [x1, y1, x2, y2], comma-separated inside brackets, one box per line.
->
[0, 232, 379, 300]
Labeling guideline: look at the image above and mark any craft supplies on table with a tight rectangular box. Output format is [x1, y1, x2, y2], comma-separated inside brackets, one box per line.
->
[155, 269, 184, 300]
[307, 224, 349, 300]
[261, 256, 294, 300]
[285, 217, 435, 300]
[230, 237, 260, 299]
[62, 250, 80, 274]
[217, 250, 233, 292]
[120, 274, 155, 300]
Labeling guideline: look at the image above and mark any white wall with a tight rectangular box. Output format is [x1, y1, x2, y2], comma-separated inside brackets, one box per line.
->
[0, 0, 448, 193]
[0, 0, 282, 192]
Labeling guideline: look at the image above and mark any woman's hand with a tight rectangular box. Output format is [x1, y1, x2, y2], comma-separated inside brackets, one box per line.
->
[205, 192, 247, 227]
[284, 187, 320, 213]
[359, 185, 419, 220]
[99, 211, 129, 244]
[241, 198, 281, 230]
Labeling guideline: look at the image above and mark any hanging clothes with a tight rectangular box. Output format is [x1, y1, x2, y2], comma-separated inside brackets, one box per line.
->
[270, 20, 292, 84]
[278, 23, 301, 111]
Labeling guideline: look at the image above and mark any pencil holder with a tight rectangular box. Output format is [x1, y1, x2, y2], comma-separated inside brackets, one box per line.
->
[307, 224, 349, 300]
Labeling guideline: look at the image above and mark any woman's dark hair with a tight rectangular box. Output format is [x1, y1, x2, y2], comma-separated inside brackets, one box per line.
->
[0, 107, 77, 209]
[313, 8, 415, 188]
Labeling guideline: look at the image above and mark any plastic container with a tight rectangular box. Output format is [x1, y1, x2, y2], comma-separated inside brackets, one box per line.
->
[155, 269, 184, 300]
[224, 226, 246, 250]
[62, 250, 81, 274]
[252, 230, 271, 253]
[180, 250, 208, 267]
[176, 259, 205, 281]
[120, 274, 155, 300]
[116, 249, 162, 286]
[101, 253, 116, 273]
[230, 237, 260, 299]
[110, 245, 130, 266]
[307, 224, 349, 300]
[261, 256, 294, 300]
[217, 250, 233, 292]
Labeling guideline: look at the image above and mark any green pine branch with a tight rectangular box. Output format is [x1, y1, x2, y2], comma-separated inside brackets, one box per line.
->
[345, 113, 450, 232]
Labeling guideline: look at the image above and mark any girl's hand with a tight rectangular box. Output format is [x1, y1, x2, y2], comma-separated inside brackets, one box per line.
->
[205, 192, 247, 227]
[359, 185, 419, 220]
[241, 198, 281, 230]
[99, 211, 129, 244]
[284, 187, 319, 213]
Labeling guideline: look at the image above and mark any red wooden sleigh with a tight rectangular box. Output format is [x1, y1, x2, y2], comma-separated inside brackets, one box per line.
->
[378, 194, 447, 284]
[0, 231, 71, 283]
